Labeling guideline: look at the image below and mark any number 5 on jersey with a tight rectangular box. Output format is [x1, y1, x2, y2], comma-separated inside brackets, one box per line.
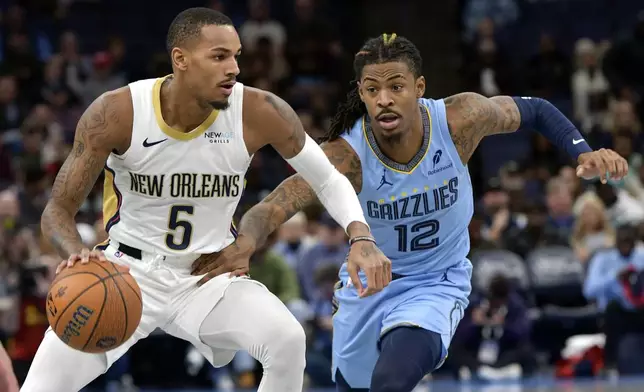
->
[166, 205, 194, 250]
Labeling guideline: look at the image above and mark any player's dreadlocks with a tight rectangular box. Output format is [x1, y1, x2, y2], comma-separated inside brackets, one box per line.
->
[323, 33, 423, 142]
[166, 7, 233, 55]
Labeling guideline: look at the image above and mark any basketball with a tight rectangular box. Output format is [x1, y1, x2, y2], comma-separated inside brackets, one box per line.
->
[45, 260, 143, 353]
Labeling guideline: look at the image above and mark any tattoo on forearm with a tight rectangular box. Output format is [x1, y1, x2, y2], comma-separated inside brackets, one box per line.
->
[239, 176, 317, 248]
[239, 139, 363, 246]
[264, 92, 306, 157]
[42, 94, 120, 258]
[445, 93, 521, 165]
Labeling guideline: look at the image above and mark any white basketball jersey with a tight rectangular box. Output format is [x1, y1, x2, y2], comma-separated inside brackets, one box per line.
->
[102, 76, 252, 256]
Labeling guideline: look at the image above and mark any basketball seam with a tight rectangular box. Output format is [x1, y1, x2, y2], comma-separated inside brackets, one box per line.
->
[106, 260, 142, 303]
[52, 274, 107, 331]
[81, 280, 108, 351]
[92, 261, 130, 345]
[51, 271, 104, 288]
[115, 267, 142, 303]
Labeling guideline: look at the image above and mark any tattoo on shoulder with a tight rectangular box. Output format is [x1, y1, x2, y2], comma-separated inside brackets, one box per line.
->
[322, 140, 363, 193]
[444, 93, 521, 164]
[52, 94, 121, 205]
[264, 92, 306, 157]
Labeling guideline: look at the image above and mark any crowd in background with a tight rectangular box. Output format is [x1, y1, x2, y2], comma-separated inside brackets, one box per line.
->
[1, 0, 644, 390]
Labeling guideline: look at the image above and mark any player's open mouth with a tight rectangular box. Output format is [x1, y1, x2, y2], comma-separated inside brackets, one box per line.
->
[218, 81, 236, 95]
[376, 113, 401, 130]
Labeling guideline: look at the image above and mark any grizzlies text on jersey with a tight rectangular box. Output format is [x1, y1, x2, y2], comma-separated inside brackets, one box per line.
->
[340, 97, 474, 276]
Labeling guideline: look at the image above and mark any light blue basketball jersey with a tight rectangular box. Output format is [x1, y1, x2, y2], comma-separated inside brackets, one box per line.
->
[340, 98, 474, 276]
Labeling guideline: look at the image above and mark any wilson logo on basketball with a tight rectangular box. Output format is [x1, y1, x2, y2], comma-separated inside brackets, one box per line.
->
[60, 305, 95, 344]
[55, 286, 67, 298]
[46, 293, 57, 318]
[96, 336, 117, 349]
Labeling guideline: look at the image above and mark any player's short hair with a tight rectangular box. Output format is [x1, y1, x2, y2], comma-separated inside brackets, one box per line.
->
[324, 33, 423, 142]
[166, 7, 233, 54]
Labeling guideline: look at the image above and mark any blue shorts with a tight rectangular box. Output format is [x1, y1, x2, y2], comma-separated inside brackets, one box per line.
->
[331, 259, 472, 388]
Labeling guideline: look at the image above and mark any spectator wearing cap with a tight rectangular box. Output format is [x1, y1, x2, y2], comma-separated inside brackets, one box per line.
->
[67, 51, 127, 108]
[583, 225, 644, 371]
[296, 212, 348, 302]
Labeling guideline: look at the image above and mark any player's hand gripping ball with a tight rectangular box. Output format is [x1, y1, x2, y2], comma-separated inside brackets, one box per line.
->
[47, 250, 142, 353]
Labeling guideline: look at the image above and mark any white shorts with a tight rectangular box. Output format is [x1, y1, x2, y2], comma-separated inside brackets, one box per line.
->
[74, 240, 257, 369]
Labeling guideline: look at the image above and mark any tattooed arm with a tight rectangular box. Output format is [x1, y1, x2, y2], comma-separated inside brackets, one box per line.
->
[444, 93, 521, 165]
[444, 92, 628, 182]
[240, 138, 363, 249]
[242, 87, 368, 250]
[41, 89, 132, 259]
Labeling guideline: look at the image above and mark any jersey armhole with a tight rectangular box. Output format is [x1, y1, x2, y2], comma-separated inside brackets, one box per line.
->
[427, 99, 467, 173]
[336, 133, 364, 195]
[109, 86, 135, 160]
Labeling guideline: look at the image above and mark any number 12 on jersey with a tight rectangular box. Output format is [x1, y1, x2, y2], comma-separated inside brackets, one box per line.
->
[394, 219, 440, 252]
[166, 205, 194, 250]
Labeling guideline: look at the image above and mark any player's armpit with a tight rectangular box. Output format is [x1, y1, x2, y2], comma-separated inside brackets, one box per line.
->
[242, 87, 306, 158]
[42, 89, 132, 259]
[237, 138, 363, 250]
[444, 92, 521, 164]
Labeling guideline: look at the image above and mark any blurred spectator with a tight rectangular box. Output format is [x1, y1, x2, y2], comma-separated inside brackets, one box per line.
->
[68, 51, 127, 108]
[273, 211, 317, 269]
[480, 178, 510, 246]
[464, 18, 515, 96]
[526, 33, 571, 99]
[583, 225, 644, 372]
[57, 31, 91, 103]
[570, 194, 615, 264]
[542, 178, 575, 246]
[0, 75, 28, 138]
[249, 231, 301, 307]
[625, 160, 644, 205]
[571, 38, 610, 133]
[595, 182, 644, 226]
[297, 212, 348, 301]
[106, 36, 129, 81]
[451, 274, 534, 381]
[462, 0, 519, 42]
[286, 0, 343, 86]
[528, 134, 567, 183]
[305, 264, 338, 388]
[239, 0, 286, 56]
[602, 12, 644, 98]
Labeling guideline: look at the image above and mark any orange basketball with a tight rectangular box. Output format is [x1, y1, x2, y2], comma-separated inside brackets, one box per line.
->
[46, 260, 142, 353]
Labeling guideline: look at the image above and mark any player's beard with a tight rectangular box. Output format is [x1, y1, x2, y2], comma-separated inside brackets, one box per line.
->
[209, 100, 230, 110]
[380, 130, 404, 145]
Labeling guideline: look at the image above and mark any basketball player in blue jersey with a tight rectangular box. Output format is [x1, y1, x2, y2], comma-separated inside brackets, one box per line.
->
[221, 34, 628, 391]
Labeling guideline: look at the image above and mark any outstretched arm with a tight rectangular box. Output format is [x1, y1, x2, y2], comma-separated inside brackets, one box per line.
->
[445, 92, 628, 182]
[240, 138, 362, 249]
[242, 87, 367, 250]
[42, 89, 131, 260]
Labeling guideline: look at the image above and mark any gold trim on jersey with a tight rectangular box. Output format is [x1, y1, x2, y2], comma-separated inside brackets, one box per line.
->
[362, 104, 433, 174]
[152, 75, 220, 141]
[94, 239, 110, 251]
[103, 165, 122, 232]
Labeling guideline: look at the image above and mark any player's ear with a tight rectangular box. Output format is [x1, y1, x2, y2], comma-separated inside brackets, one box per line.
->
[171, 48, 188, 72]
[357, 81, 365, 103]
[416, 76, 426, 98]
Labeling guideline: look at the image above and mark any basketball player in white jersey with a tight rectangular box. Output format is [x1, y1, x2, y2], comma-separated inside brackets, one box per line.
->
[21, 7, 391, 392]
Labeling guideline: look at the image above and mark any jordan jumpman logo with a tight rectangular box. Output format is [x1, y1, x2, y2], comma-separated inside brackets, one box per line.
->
[377, 168, 393, 190]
